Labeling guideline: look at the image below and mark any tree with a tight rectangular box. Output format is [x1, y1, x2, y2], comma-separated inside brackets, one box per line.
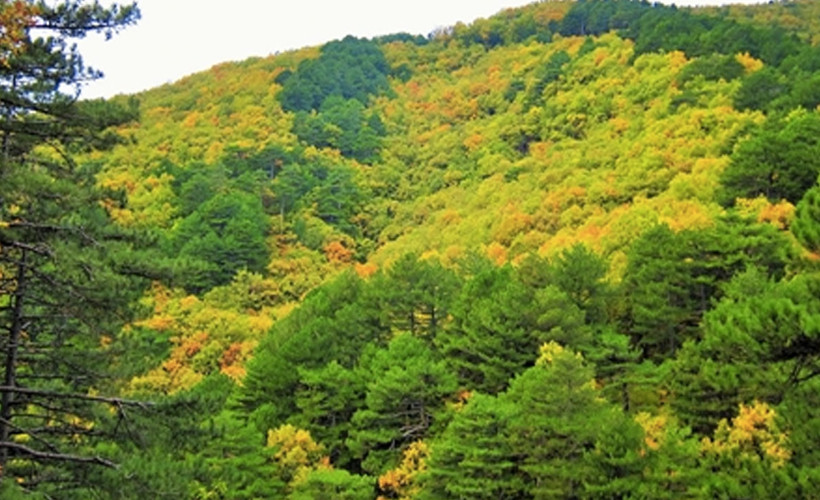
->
[239, 270, 386, 429]
[0, 1, 148, 493]
[420, 394, 523, 499]
[169, 190, 270, 292]
[372, 253, 460, 338]
[503, 342, 641, 499]
[289, 468, 373, 500]
[435, 265, 539, 394]
[292, 361, 364, 467]
[347, 334, 457, 474]
[792, 181, 820, 254]
[669, 268, 820, 435]
[623, 217, 792, 361]
[719, 111, 820, 206]
[546, 243, 611, 325]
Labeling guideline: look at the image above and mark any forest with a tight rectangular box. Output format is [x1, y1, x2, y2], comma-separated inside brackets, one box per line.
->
[0, 0, 819, 498]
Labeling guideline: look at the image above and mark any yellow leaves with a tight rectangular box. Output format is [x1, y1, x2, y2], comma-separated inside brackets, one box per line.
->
[635, 412, 669, 452]
[12, 432, 30, 444]
[140, 315, 175, 331]
[267, 424, 324, 461]
[593, 48, 610, 67]
[247, 313, 273, 333]
[439, 209, 461, 226]
[657, 199, 715, 232]
[609, 116, 630, 135]
[536, 341, 583, 366]
[736, 52, 764, 74]
[182, 111, 201, 128]
[377, 441, 430, 500]
[127, 278, 285, 393]
[758, 200, 796, 229]
[179, 295, 200, 311]
[701, 401, 792, 468]
[668, 50, 689, 71]
[267, 424, 329, 485]
[536, 341, 565, 365]
[736, 197, 796, 230]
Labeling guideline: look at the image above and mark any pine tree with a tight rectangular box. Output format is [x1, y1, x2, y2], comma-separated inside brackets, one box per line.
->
[420, 393, 524, 499]
[0, 1, 148, 493]
[792, 181, 820, 254]
[347, 334, 457, 474]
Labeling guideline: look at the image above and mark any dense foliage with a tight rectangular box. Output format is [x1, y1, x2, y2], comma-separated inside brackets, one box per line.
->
[3, 0, 820, 497]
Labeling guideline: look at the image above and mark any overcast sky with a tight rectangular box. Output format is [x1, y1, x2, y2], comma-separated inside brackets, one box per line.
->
[76, 0, 769, 99]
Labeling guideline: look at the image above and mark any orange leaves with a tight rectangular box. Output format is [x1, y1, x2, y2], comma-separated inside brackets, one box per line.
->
[493, 206, 534, 246]
[128, 281, 281, 393]
[182, 331, 208, 357]
[532, 0, 571, 24]
[462, 132, 484, 152]
[181, 111, 201, 128]
[735, 197, 796, 230]
[323, 240, 353, 264]
[0, 1, 38, 65]
[354, 261, 379, 278]
[486, 241, 508, 265]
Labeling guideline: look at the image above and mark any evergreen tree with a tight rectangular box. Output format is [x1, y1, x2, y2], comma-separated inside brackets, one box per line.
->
[348, 334, 457, 474]
[292, 361, 365, 468]
[420, 393, 523, 499]
[436, 265, 539, 394]
[623, 217, 792, 361]
[719, 111, 820, 206]
[0, 1, 153, 494]
[792, 180, 820, 254]
[372, 253, 460, 338]
[503, 342, 638, 499]
[670, 268, 820, 434]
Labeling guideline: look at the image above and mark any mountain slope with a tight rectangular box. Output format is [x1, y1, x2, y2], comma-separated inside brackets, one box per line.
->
[72, 1, 820, 497]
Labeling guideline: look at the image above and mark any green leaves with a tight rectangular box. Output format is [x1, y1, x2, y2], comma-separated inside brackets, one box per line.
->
[348, 334, 457, 474]
[420, 394, 521, 500]
[278, 36, 391, 113]
[720, 111, 820, 206]
[793, 181, 820, 254]
[623, 217, 792, 361]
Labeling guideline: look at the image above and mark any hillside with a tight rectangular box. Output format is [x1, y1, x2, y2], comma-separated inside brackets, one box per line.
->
[2, 0, 820, 497]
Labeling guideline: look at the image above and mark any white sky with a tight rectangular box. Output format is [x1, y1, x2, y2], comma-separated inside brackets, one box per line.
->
[76, 0, 770, 99]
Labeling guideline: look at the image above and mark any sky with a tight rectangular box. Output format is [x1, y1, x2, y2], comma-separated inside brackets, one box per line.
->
[76, 0, 770, 99]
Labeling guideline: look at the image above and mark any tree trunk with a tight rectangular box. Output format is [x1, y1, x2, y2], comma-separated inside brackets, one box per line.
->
[0, 250, 26, 481]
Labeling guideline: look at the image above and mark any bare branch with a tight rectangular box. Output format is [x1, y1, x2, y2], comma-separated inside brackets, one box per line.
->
[0, 441, 117, 468]
[0, 386, 152, 409]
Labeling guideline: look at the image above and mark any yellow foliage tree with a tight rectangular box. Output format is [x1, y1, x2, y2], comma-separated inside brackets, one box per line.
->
[267, 424, 331, 487]
[377, 440, 430, 500]
[701, 401, 792, 468]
